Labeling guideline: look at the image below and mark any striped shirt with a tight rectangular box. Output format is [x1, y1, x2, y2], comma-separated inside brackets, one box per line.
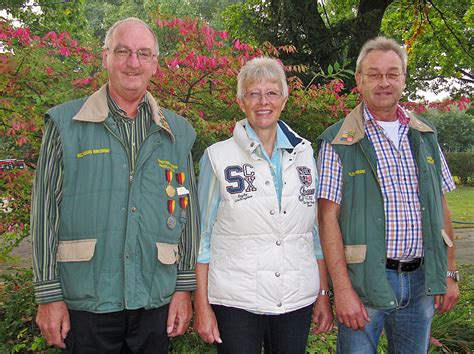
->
[31, 89, 199, 304]
[317, 104, 455, 259]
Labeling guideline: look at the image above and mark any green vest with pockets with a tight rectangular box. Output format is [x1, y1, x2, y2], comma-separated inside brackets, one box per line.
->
[47, 89, 196, 313]
[317, 103, 448, 309]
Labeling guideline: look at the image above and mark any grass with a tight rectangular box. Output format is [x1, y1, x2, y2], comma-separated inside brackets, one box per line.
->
[445, 186, 474, 228]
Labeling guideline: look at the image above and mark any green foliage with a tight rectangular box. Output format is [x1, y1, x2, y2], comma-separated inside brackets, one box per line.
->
[429, 264, 474, 353]
[445, 153, 474, 186]
[421, 108, 474, 153]
[381, 0, 474, 98]
[0, 268, 57, 353]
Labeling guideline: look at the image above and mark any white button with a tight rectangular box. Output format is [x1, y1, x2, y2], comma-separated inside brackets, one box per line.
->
[265, 181, 270, 186]
[276, 240, 281, 246]
[275, 272, 280, 277]
[277, 302, 282, 307]
[389, 301, 395, 305]
[270, 210, 275, 215]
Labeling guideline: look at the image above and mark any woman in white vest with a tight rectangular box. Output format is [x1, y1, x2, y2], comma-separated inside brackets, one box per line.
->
[194, 57, 333, 353]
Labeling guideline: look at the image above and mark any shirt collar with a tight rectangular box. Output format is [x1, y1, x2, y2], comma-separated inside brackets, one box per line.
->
[244, 121, 293, 154]
[363, 103, 411, 126]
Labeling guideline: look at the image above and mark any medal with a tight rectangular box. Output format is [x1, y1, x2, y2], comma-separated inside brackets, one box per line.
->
[167, 216, 177, 229]
[167, 199, 176, 229]
[165, 170, 176, 198]
[179, 196, 188, 224]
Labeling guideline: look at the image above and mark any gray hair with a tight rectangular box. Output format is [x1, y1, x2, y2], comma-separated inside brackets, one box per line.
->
[356, 36, 407, 74]
[237, 57, 289, 99]
[103, 17, 159, 55]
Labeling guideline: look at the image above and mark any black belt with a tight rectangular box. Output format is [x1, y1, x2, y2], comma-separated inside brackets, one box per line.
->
[386, 258, 423, 272]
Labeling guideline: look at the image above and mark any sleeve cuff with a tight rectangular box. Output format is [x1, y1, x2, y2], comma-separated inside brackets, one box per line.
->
[34, 280, 64, 304]
[175, 270, 196, 291]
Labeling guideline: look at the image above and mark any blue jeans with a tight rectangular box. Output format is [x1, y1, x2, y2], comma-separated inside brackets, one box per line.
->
[212, 304, 313, 354]
[337, 266, 435, 354]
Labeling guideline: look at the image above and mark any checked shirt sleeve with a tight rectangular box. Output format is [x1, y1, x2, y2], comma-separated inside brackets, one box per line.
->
[317, 141, 343, 204]
[31, 119, 64, 304]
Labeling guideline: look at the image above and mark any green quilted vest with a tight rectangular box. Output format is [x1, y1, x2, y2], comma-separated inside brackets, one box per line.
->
[46, 88, 196, 313]
[317, 104, 448, 309]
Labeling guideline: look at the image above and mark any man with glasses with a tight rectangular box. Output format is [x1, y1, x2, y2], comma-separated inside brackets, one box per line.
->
[316, 36, 459, 353]
[32, 17, 199, 353]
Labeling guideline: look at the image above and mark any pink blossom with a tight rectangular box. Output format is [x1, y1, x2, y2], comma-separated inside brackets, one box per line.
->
[59, 47, 71, 57]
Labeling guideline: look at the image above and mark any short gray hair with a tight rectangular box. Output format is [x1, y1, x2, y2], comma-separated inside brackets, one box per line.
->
[237, 57, 289, 99]
[356, 36, 407, 74]
[103, 17, 159, 55]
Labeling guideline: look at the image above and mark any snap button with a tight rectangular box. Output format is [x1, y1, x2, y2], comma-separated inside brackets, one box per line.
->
[131, 207, 137, 212]
[265, 181, 270, 186]
[277, 302, 282, 307]
[270, 210, 275, 215]
[275, 272, 281, 277]
[276, 240, 281, 246]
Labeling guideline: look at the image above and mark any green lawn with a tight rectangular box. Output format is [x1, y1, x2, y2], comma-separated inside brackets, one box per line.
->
[445, 186, 474, 228]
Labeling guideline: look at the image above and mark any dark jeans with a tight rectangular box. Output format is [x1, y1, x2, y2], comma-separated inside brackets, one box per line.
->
[212, 304, 313, 354]
[62, 305, 169, 354]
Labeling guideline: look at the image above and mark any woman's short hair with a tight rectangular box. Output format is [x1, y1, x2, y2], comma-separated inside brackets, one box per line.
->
[355, 36, 407, 74]
[104, 17, 159, 55]
[237, 57, 289, 99]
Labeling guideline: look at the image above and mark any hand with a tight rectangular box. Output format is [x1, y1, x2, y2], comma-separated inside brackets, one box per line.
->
[334, 288, 369, 330]
[435, 278, 460, 314]
[311, 296, 334, 334]
[194, 302, 222, 344]
[167, 291, 192, 337]
[36, 301, 70, 348]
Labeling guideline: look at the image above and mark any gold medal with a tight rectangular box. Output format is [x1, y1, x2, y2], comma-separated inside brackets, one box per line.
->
[166, 184, 176, 198]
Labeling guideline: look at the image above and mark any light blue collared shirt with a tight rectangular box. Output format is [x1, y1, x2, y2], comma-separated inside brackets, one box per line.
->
[197, 121, 323, 263]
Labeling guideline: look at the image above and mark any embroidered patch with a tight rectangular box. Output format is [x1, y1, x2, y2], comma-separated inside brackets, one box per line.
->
[348, 169, 366, 177]
[340, 130, 355, 142]
[158, 159, 178, 172]
[76, 148, 110, 158]
[297, 166, 315, 207]
[426, 156, 435, 164]
[224, 164, 257, 202]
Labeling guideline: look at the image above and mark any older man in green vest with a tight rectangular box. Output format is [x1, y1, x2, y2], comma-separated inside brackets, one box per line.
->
[317, 36, 459, 353]
[31, 17, 199, 353]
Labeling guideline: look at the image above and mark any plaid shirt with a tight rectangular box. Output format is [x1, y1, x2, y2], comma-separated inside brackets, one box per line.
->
[317, 104, 455, 259]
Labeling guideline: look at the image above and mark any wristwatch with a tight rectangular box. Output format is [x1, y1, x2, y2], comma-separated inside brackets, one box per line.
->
[319, 289, 333, 297]
[447, 270, 460, 282]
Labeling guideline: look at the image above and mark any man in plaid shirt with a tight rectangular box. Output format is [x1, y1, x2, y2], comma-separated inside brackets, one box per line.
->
[317, 36, 459, 353]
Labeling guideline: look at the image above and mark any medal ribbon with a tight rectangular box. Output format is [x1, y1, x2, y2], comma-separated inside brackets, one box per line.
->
[165, 170, 173, 184]
[167, 200, 175, 215]
[176, 172, 185, 185]
[179, 196, 188, 209]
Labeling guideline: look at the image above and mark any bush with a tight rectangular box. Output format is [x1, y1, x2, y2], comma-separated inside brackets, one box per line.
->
[445, 153, 474, 185]
[421, 107, 474, 153]
[0, 269, 56, 353]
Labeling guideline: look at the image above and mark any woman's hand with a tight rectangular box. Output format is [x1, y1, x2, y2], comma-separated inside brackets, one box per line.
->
[193, 302, 222, 344]
[311, 295, 334, 334]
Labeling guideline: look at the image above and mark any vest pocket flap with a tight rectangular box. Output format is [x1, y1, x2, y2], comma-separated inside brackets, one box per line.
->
[57, 239, 97, 262]
[344, 245, 367, 264]
[156, 242, 179, 265]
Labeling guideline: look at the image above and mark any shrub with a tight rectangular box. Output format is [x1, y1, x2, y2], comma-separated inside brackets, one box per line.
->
[445, 153, 474, 185]
[420, 107, 474, 153]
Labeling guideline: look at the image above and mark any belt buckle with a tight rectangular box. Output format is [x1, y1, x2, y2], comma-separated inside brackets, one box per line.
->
[397, 260, 403, 272]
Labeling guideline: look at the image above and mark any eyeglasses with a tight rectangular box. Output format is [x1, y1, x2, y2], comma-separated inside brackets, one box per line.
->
[107, 47, 156, 63]
[243, 91, 283, 102]
[362, 72, 404, 82]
